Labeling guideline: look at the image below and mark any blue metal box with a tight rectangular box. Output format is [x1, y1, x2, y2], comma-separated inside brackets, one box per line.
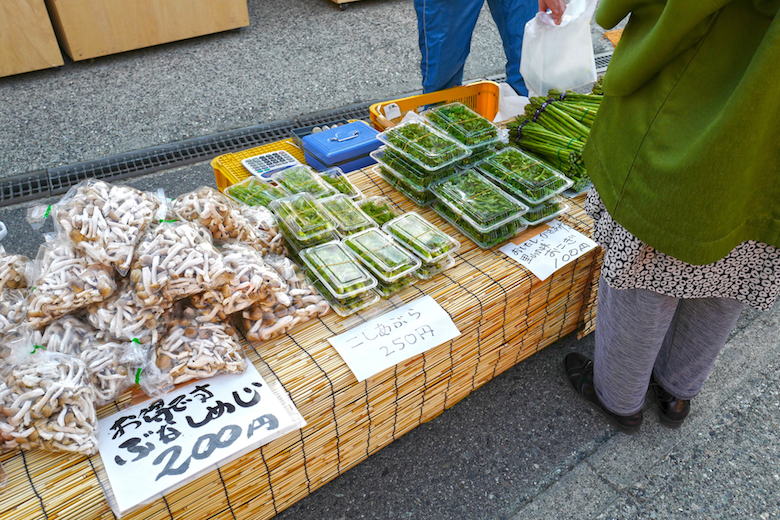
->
[303, 120, 380, 173]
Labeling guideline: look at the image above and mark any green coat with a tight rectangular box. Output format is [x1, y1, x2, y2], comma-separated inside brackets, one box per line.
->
[584, 0, 780, 265]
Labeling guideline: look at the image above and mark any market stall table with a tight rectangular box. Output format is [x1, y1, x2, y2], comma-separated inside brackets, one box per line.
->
[0, 149, 602, 520]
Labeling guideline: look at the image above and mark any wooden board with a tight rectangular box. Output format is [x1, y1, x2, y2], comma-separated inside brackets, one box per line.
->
[0, 167, 600, 519]
[0, 0, 64, 78]
[44, 0, 250, 61]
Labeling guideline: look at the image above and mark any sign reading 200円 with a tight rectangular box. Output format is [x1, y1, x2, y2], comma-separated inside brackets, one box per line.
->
[98, 364, 303, 516]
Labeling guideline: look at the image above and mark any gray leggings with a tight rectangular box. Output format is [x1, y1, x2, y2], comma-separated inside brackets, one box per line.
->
[594, 275, 745, 416]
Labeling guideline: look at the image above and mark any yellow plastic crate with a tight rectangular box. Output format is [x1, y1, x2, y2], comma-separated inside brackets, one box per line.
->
[369, 80, 500, 130]
[212, 139, 305, 193]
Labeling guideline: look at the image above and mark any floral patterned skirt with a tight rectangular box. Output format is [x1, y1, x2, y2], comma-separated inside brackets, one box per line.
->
[585, 188, 780, 311]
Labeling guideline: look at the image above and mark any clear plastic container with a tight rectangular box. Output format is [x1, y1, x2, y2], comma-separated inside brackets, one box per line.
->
[371, 147, 455, 191]
[356, 196, 401, 226]
[459, 145, 497, 168]
[306, 274, 380, 317]
[429, 169, 528, 249]
[415, 254, 456, 280]
[376, 120, 471, 171]
[269, 193, 337, 250]
[343, 228, 422, 282]
[376, 273, 417, 298]
[223, 177, 291, 207]
[300, 241, 378, 298]
[373, 165, 436, 207]
[522, 196, 570, 226]
[422, 102, 500, 148]
[319, 194, 376, 238]
[271, 164, 338, 199]
[477, 148, 573, 205]
[382, 211, 460, 263]
[319, 167, 364, 201]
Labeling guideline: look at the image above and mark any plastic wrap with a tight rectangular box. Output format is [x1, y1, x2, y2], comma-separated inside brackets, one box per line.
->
[0, 340, 98, 455]
[190, 243, 288, 322]
[240, 205, 287, 256]
[27, 235, 116, 329]
[130, 221, 235, 306]
[0, 289, 27, 350]
[172, 186, 258, 242]
[242, 254, 329, 342]
[154, 307, 248, 385]
[28, 180, 161, 275]
[0, 245, 29, 291]
[87, 280, 169, 346]
[42, 316, 138, 406]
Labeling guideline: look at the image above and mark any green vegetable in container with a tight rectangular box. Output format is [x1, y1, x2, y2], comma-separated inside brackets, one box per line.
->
[303, 242, 375, 296]
[225, 179, 289, 207]
[384, 122, 464, 168]
[426, 103, 497, 146]
[275, 166, 335, 199]
[358, 198, 399, 226]
[320, 195, 374, 235]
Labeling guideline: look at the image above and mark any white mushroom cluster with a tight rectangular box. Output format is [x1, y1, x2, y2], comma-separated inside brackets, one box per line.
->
[130, 221, 235, 306]
[0, 352, 98, 455]
[87, 281, 168, 346]
[240, 205, 287, 256]
[0, 246, 28, 291]
[42, 316, 139, 405]
[173, 186, 257, 243]
[190, 242, 287, 322]
[27, 239, 115, 329]
[243, 255, 330, 342]
[155, 309, 246, 385]
[51, 180, 159, 275]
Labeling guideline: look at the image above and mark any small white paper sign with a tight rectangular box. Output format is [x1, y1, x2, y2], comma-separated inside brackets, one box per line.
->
[329, 295, 461, 382]
[499, 220, 597, 281]
[98, 364, 301, 515]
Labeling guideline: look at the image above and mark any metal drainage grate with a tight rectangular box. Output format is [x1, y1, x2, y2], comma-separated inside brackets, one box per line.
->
[0, 102, 374, 207]
[595, 51, 612, 74]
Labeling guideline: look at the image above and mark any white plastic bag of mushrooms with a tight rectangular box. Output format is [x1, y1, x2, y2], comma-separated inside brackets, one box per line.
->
[0, 335, 99, 455]
[189, 242, 289, 322]
[130, 220, 235, 307]
[27, 235, 116, 329]
[27, 179, 163, 276]
[87, 279, 170, 347]
[42, 315, 144, 406]
[242, 254, 330, 342]
[172, 186, 260, 243]
[240, 204, 287, 257]
[154, 306, 248, 387]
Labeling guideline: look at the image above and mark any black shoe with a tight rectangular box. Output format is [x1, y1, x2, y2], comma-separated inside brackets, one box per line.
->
[563, 353, 643, 435]
[650, 374, 690, 429]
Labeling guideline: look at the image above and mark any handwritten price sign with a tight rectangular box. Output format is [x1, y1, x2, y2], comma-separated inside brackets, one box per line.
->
[500, 220, 597, 280]
[98, 364, 302, 515]
[329, 295, 461, 382]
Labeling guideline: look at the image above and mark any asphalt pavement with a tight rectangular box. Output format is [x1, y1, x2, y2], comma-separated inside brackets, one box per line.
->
[1, 0, 778, 518]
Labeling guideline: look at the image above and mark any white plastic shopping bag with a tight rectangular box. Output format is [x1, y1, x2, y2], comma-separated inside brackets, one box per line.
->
[520, 0, 598, 97]
[493, 82, 530, 123]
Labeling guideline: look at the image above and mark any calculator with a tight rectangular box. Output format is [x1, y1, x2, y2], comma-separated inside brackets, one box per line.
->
[241, 150, 300, 179]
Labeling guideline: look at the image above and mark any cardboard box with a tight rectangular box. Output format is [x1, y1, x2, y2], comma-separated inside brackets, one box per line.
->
[45, 0, 249, 61]
[0, 0, 64, 77]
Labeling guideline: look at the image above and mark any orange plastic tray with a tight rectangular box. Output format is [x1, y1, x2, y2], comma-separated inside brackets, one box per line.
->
[369, 80, 500, 130]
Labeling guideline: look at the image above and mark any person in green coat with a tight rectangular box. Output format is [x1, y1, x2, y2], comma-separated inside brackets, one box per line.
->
[564, 0, 780, 434]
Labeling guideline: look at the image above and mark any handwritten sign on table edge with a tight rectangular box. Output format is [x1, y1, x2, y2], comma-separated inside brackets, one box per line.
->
[328, 295, 461, 382]
[499, 220, 597, 281]
[97, 363, 304, 516]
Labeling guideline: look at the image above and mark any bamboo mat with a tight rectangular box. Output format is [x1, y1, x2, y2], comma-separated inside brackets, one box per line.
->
[0, 166, 601, 520]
